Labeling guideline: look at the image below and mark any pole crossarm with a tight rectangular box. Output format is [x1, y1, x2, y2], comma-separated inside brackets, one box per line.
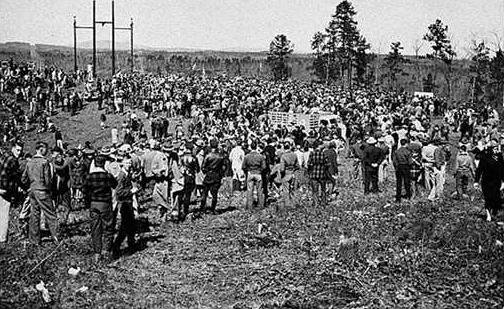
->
[73, 0, 134, 76]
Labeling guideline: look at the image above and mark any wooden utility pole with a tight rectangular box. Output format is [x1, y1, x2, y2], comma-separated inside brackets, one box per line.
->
[73, 0, 134, 77]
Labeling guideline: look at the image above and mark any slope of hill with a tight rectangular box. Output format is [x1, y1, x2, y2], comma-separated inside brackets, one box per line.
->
[0, 96, 502, 308]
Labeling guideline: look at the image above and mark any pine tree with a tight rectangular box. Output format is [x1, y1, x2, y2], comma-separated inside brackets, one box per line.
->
[267, 34, 294, 81]
[423, 19, 456, 99]
[383, 42, 409, 89]
[469, 41, 490, 104]
[311, 0, 368, 88]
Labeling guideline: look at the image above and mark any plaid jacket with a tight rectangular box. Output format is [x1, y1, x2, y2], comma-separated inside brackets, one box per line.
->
[307, 149, 329, 180]
[83, 170, 117, 205]
[0, 153, 20, 199]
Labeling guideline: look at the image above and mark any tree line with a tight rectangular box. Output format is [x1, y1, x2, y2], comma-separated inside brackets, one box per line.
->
[266, 0, 504, 107]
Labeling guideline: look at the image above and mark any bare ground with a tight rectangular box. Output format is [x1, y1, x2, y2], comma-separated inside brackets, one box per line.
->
[1, 100, 503, 309]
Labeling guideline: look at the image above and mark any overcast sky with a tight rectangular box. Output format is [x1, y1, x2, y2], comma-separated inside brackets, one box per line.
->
[1, 0, 503, 55]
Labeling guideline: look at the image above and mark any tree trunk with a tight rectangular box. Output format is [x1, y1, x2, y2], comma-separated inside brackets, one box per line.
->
[347, 59, 352, 91]
[326, 55, 330, 85]
[471, 76, 476, 105]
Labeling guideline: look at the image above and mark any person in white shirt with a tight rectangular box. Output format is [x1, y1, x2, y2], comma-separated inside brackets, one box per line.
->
[229, 141, 245, 191]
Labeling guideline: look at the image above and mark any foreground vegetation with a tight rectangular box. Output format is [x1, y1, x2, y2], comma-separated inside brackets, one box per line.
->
[0, 103, 503, 308]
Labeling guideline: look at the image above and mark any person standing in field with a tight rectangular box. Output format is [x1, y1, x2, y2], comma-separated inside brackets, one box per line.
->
[112, 158, 136, 257]
[200, 139, 226, 214]
[83, 154, 117, 262]
[307, 141, 330, 207]
[0, 140, 23, 244]
[393, 139, 413, 202]
[453, 144, 475, 200]
[242, 141, 267, 209]
[362, 137, 383, 194]
[22, 141, 59, 245]
[474, 139, 504, 222]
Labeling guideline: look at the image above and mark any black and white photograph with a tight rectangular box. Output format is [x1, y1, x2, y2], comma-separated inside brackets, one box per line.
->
[0, 0, 503, 307]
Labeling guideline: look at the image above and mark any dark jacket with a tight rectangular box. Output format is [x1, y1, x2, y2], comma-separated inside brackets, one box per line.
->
[0, 154, 20, 199]
[323, 148, 338, 175]
[393, 146, 413, 167]
[475, 151, 504, 187]
[201, 151, 226, 184]
[363, 145, 383, 170]
[115, 170, 133, 201]
[53, 160, 71, 193]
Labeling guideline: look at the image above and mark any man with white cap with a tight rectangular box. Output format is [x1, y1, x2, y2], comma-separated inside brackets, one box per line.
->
[363, 137, 383, 194]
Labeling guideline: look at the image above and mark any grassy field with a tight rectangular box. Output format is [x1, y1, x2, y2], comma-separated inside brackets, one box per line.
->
[0, 101, 503, 308]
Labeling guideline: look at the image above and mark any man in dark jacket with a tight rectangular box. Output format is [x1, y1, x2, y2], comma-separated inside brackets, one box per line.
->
[83, 154, 117, 262]
[392, 139, 413, 202]
[262, 138, 276, 205]
[363, 137, 383, 194]
[474, 139, 504, 222]
[0, 140, 23, 243]
[200, 139, 226, 214]
[179, 142, 200, 220]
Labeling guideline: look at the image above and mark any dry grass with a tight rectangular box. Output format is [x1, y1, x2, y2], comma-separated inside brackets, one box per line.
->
[0, 102, 503, 308]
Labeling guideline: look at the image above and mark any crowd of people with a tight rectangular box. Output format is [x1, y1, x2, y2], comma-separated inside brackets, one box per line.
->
[1, 60, 503, 263]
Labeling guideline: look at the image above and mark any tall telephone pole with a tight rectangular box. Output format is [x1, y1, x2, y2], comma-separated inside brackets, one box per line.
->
[73, 0, 134, 77]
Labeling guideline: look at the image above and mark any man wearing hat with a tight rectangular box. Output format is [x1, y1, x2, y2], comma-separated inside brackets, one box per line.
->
[152, 141, 170, 221]
[178, 142, 200, 221]
[363, 137, 384, 194]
